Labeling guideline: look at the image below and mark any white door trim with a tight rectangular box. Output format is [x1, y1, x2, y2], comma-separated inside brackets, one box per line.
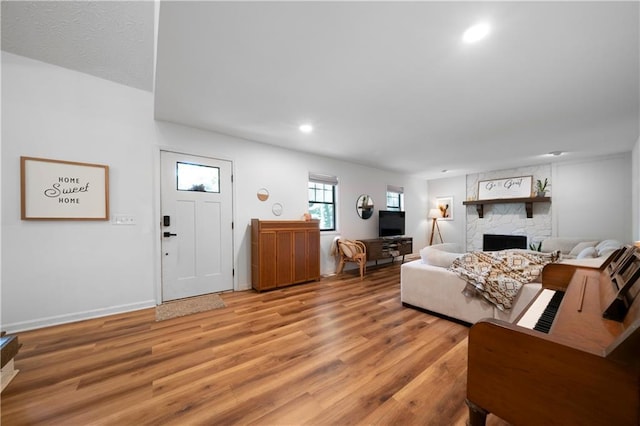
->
[153, 147, 237, 305]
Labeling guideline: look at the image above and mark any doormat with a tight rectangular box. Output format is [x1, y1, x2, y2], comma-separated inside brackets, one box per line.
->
[155, 293, 226, 321]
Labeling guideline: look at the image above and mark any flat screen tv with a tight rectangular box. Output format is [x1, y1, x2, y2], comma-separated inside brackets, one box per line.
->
[379, 210, 405, 237]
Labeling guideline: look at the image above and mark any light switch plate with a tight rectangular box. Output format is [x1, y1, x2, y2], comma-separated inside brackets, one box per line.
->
[113, 215, 136, 225]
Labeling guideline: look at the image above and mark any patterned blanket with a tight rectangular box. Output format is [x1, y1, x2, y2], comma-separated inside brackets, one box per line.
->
[449, 250, 560, 311]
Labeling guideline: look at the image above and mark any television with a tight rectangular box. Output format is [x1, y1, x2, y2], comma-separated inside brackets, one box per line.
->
[378, 210, 405, 237]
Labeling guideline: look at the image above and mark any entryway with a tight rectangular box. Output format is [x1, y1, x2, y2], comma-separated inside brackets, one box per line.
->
[160, 151, 233, 302]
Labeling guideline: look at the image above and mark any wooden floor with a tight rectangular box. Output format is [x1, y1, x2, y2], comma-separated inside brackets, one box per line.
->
[2, 261, 509, 425]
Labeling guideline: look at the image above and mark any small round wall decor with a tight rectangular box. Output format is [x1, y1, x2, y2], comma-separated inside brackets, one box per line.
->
[272, 203, 283, 216]
[257, 188, 270, 201]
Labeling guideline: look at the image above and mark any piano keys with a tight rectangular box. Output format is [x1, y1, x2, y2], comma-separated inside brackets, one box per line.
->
[516, 288, 564, 332]
[466, 246, 640, 426]
[532, 290, 564, 333]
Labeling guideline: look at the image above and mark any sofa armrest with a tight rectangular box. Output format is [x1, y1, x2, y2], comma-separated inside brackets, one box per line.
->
[401, 260, 495, 323]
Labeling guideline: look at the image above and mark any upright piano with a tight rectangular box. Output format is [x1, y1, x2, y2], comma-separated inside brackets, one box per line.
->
[466, 246, 640, 425]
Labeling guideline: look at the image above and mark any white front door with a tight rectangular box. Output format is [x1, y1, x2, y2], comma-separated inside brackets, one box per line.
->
[160, 151, 233, 301]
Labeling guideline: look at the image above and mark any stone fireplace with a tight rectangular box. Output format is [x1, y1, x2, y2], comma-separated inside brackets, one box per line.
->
[466, 165, 552, 251]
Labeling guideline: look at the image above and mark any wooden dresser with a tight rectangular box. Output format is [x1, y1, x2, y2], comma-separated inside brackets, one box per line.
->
[251, 219, 320, 291]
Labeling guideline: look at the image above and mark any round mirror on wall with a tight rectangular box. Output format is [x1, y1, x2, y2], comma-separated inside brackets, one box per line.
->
[356, 194, 374, 219]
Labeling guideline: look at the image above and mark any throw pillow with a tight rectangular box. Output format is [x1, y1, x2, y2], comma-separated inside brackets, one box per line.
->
[595, 240, 622, 256]
[577, 246, 598, 259]
[568, 241, 598, 257]
[420, 246, 463, 268]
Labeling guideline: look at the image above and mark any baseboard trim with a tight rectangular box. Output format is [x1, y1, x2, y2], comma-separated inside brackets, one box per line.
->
[3, 300, 156, 333]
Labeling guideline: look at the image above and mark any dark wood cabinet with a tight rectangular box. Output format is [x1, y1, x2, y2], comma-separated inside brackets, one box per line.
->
[360, 237, 413, 264]
[251, 219, 320, 291]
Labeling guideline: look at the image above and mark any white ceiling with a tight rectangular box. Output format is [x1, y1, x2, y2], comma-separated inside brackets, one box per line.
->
[3, 1, 639, 179]
[1, 1, 154, 91]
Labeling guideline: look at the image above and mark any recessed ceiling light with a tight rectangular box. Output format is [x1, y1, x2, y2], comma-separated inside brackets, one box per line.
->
[299, 124, 313, 134]
[463, 23, 490, 43]
[548, 151, 564, 156]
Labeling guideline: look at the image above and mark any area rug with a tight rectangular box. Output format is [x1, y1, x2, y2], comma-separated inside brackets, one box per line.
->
[155, 293, 226, 321]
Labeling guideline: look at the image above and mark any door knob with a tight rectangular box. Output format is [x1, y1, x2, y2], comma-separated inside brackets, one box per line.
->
[163, 232, 177, 237]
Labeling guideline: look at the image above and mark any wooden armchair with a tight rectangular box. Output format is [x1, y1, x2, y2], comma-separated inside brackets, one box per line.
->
[336, 239, 367, 280]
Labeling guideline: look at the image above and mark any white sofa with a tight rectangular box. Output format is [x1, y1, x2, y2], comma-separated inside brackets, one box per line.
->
[400, 239, 622, 324]
[401, 243, 541, 324]
[540, 238, 622, 268]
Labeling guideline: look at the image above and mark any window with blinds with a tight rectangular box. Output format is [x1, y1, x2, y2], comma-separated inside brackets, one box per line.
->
[386, 184, 404, 211]
[308, 173, 337, 231]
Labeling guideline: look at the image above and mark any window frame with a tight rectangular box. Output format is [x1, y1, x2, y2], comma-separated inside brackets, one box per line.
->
[308, 174, 338, 232]
[386, 186, 404, 211]
[176, 162, 220, 193]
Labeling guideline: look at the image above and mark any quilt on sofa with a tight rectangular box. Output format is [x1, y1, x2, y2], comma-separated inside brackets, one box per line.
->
[449, 249, 561, 311]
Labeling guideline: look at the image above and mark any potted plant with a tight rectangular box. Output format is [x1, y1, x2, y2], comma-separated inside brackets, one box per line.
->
[535, 178, 548, 197]
[529, 241, 542, 251]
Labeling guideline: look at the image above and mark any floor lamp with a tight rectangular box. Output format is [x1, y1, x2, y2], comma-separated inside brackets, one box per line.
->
[428, 208, 443, 245]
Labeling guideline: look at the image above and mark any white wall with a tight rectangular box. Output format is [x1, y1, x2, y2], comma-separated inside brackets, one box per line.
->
[1, 52, 428, 332]
[2, 52, 157, 331]
[553, 155, 631, 241]
[426, 175, 466, 247]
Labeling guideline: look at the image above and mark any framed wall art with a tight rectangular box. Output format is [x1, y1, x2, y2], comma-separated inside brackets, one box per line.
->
[20, 156, 109, 220]
[436, 196, 453, 221]
[477, 175, 532, 200]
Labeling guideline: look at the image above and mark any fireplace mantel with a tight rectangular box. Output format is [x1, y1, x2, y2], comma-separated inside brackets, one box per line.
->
[463, 196, 551, 218]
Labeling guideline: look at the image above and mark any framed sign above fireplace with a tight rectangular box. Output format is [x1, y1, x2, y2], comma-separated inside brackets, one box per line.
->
[478, 175, 532, 200]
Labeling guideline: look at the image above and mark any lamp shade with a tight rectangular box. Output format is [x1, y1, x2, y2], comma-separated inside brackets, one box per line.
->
[428, 208, 442, 219]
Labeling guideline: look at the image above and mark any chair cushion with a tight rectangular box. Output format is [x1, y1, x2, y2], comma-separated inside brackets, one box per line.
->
[341, 244, 356, 257]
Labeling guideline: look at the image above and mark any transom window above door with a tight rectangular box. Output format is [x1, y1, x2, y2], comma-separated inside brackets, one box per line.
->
[176, 162, 220, 193]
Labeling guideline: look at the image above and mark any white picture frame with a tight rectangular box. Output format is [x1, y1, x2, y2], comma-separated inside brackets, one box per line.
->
[436, 196, 453, 221]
